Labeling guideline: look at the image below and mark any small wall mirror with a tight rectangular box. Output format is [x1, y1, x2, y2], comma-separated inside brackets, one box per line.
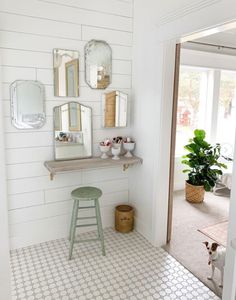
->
[85, 40, 112, 89]
[54, 102, 92, 160]
[53, 49, 79, 97]
[10, 80, 45, 129]
[102, 91, 128, 128]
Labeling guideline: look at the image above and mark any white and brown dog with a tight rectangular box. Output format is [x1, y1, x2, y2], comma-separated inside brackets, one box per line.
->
[203, 241, 226, 288]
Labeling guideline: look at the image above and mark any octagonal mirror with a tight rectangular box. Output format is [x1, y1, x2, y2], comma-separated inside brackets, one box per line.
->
[85, 40, 112, 89]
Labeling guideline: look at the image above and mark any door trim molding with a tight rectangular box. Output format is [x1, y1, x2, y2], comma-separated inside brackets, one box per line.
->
[166, 44, 181, 243]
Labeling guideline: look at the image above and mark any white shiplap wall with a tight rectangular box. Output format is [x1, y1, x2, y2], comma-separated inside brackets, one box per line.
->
[0, 0, 133, 249]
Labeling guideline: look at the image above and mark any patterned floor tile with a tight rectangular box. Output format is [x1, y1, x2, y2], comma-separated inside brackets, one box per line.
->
[11, 228, 219, 299]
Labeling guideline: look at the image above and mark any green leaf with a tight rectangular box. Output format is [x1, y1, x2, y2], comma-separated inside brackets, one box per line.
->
[204, 181, 211, 191]
[194, 129, 206, 140]
[182, 169, 191, 173]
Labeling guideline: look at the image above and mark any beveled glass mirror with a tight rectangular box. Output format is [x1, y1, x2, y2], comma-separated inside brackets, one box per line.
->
[85, 40, 112, 89]
[53, 49, 79, 97]
[102, 91, 128, 127]
[10, 80, 45, 129]
[54, 102, 92, 160]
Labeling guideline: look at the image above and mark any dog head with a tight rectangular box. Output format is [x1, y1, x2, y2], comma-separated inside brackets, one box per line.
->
[203, 241, 220, 265]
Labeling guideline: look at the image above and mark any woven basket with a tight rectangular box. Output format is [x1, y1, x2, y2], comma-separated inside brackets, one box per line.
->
[185, 181, 205, 203]
[115, 205, 134, 233]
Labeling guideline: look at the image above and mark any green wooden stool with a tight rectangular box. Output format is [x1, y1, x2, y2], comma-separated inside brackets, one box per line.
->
[69, 186, 105, 260]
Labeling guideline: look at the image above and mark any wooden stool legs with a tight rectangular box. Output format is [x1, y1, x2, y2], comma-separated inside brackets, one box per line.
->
[95, 200, 106, 256]
[68, 198, 105, 260]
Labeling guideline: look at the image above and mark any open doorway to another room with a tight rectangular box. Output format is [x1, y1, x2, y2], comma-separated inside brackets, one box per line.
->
[164, 29, 236, 298]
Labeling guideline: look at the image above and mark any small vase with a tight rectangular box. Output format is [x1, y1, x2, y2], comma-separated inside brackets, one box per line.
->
[99, 145, 110, 159]
[112, 147, 120, 160]
[123, 142, 135, 158]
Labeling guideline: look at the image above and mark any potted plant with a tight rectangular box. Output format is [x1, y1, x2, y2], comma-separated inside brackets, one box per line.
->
[182, 129, 227, 203]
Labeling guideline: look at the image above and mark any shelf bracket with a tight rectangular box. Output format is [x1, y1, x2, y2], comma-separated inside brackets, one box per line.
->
[123, 164, 129, 171]
[50, 172, 54, 181]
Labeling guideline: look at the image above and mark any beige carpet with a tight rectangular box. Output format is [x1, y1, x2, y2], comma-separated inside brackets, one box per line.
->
[164, 190, 230, 298]
[198, 221, 228, 247]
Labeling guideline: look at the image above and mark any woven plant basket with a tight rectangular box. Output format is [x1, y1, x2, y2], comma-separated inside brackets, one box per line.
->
[115, 205, 134, 233]
[185, 181, 205, 203]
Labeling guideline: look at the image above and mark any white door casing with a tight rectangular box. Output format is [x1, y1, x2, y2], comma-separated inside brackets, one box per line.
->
[156, 30, 236, 300]
[222, 133, 236, 300]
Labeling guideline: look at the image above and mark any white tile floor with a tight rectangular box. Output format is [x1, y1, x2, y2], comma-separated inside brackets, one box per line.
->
[11, 228, 219, 300]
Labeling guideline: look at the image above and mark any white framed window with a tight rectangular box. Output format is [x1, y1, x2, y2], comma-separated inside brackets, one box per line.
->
[175, 66, 236, 158]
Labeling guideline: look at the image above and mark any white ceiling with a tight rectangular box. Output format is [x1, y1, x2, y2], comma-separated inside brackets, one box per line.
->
[195, 28, 236, 48]
[183, 27, 236, 55]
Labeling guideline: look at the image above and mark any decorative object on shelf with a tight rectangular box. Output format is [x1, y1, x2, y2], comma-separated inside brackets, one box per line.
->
[123, 137, 135, 158]
[53, 102, 92, 160]
[112, 136, 124, 155]
[10, 80, 46, 129]
[111, 146, 121, 160]
[182, 129, 227, 203]
[53, 49, 79, 97]
[115, 205, 134, 233]
[102, 91, 128, 128]
[99, 139, 111, 159]
[112, 136, 123, 147]
[85, 40, 112, 89]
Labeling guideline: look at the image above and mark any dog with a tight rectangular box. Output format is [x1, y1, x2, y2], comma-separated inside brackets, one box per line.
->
[203, 241, 226, 287]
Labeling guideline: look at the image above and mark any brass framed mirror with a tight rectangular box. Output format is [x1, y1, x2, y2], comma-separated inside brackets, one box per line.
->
[53, 49, 79, 97]
[102, 91, 128, 128]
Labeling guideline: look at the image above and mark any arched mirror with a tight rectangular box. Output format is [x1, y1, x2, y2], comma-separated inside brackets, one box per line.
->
[54, 102, 92, 160]
[85, 40, 112, 89]
[10, 80, 45, 129]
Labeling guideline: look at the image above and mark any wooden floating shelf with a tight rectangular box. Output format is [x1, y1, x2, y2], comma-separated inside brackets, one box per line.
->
[44, 156, 143, 180]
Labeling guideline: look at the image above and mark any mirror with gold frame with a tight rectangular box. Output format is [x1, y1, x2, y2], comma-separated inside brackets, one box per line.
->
[53, 102, 92, 160]
[53, 49, 79, 97]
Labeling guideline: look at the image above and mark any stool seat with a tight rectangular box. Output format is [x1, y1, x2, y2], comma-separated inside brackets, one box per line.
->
[71, 186, 102, 200]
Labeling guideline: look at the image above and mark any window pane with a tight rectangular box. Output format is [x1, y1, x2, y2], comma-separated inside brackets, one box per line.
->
[217, 70, 236, 158]
[175, 66, 209, 156]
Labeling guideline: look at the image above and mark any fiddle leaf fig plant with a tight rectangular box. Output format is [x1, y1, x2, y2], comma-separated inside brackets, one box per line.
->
[182, 129, 227, 191]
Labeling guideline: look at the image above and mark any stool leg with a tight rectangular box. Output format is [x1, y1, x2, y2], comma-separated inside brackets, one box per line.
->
[69, 200, 78, 260]
[69, 199, 77, 241]
[95, 199, 105, 256]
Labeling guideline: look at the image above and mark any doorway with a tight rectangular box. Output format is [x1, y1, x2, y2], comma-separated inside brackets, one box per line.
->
[165, 28, 236, 297]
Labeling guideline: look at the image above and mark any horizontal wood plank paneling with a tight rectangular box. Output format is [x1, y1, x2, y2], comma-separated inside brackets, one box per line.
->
[9, 205, 119, 248]
[82, 26, 132, 46]
[37, 0, 133, 18]
[8, 191, 45, 210]
[0, 12, 82, 40]
[1, 0, 133, 249]
[1, 0, 132, 31]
